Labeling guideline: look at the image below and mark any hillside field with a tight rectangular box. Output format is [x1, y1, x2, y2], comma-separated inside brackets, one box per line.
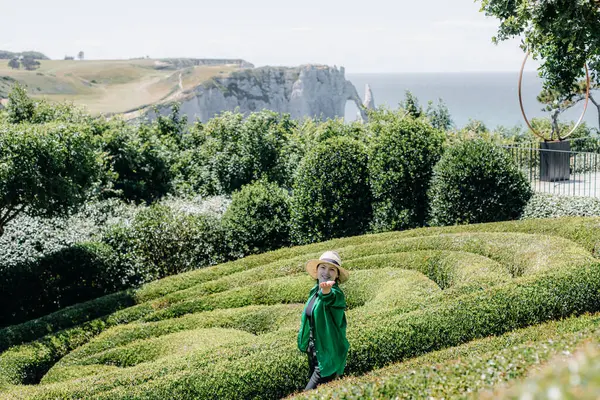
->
[0, 59, 238, 115]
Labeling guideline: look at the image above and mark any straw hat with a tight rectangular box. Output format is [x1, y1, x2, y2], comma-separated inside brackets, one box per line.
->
[305, 251, 349, 283]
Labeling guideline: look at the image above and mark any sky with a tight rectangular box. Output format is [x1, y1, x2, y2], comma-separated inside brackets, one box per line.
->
[0, 0, 541, 73]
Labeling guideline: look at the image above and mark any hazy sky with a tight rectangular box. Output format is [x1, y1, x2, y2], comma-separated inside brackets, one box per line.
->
[0, 0, 541, 73]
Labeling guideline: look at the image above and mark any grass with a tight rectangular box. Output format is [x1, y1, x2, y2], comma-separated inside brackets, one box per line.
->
[0, 59, 239, 115]
[1, 216, 600, 398]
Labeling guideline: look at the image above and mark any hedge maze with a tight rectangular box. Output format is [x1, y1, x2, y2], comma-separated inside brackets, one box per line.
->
[1, 217, 600, 399]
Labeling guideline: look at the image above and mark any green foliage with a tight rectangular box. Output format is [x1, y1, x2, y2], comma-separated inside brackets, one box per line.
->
[221, 179, 291, 256]
[428, 140, 533, 226]
[290, 137, 372, 244]
[400, 90, 422, 118]
[182, 110, 295, 196]
[521, 193, 600, 220]
[0, 242, 126, 328]
[29, 100, 91, 125]
[102, 204, 232, 282]
[425, 98, 454, 131]
[0, 198, 138, 270]
[97, 122, 174, 203]
[0, 217, 599, 398]
[0, 291, 135, 354]
[477, 0, 600, 94]
[0, 121, 102, 235]
[6, 83, 35, 123]
[489, 341, 600, 399]
[7, 59, 20, 70]
[150, 103, 188, 149]
[1, 216, 598, 349]
[367, 110, 445, 232]
[21, 57, 40, 71]
[290, 314, 600, 400]
[0, 50, 49, 60]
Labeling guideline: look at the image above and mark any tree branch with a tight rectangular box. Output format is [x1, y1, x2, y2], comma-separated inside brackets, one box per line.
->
[2, 207, 22, 226]
[0, 204, 16, 225]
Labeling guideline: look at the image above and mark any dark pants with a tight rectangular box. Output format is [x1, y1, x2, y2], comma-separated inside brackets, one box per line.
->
[304, 329, 337, 391]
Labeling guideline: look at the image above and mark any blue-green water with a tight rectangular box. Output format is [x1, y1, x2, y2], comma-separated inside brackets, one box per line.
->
[345, 72, 598, 131]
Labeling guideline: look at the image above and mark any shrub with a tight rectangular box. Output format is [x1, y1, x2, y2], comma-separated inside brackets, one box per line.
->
[221, 180, 291, 255]
[6, 261, 600, 399]
[6, 83, 35, 123]
[289, 314, 600, 400]
[182, 110, 295, 195]
[290, 137, 372, 244]
[367, 111, 445, 232]
[521, 193, 600, 219]
[97, 123, 174, 203]
[428, 140, 533, 226]
[489, 341, 600, 399]
[0, 121, 103, 235]
[102, 204, 233, 282]
[3, 218, 600, 397]
[0, 198, 138, 269]
[0, 242, 126, 327]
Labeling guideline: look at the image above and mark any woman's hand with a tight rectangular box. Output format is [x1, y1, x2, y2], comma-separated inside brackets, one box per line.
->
[319, 281, 336, 294]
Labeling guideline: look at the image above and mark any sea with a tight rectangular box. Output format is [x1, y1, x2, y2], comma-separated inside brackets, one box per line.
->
[344, 72, 598, 131]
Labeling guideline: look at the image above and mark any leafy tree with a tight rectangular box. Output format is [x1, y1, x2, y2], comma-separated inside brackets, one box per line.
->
[426, 98, 454, 131]
[428, 140, 532, 226]
[290, 137, 372, 244]
[21, 56, 40, 70]
[98, 123, 174, 204]
[536, 80, 591, 140]
[184, 110, 294, 195]
[8, 58, 20, 69]
[400, 90, 423, 118]
[368, 109, 445, 232]
[477, 0, 600, 94]
[6, 83, 35, 124]
[0, 123, 102, 237]
[78, 51, 84, 60]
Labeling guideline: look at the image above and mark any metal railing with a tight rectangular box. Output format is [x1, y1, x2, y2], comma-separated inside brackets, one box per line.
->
[502, 145, 600, 198]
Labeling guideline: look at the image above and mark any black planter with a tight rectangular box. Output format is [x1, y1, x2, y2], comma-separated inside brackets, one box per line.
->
[540, 140, 570, 182]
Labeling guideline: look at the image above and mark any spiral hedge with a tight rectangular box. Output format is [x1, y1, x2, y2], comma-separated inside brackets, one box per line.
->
[1, 216, 600, 399]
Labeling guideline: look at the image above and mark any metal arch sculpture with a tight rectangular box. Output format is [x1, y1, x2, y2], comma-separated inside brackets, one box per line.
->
[518, 50, 591, 141]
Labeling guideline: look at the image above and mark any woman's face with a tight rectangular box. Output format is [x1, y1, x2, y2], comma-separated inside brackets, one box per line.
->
[317, 263, 339, 283]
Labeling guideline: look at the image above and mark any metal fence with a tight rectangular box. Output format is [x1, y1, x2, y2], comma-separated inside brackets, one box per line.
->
[502, 144, 600, 198]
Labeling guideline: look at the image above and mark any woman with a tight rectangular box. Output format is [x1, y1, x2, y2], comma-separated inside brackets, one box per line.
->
[297, 250, 350, 391]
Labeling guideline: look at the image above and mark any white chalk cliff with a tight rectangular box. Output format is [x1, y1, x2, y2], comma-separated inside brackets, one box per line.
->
[357, 84, 375, 122]
[144, 65, 368, 123]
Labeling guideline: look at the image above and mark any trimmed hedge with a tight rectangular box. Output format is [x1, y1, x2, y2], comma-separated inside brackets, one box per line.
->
[428, 140, 533, 226]
[521, 192, 600, 219]
[4, 261, 600, 399]
[0, 292, 135, 353]
[0, 242, 125, 327]
[2, 218, 600, 399]
[2, 218, 596, 351]
[481, 341, 600, 399]
[290, 137, 372, 244]
[367, 113, 445, 231]
[287, 314, 600, 399]
[221, 179, 291, 255]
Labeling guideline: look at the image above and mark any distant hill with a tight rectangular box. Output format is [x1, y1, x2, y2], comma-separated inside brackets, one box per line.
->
[0, 50, 50, 60]
[0, 58, 251, 115]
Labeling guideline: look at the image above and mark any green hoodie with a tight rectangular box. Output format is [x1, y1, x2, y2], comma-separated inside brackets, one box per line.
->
[297, 283, 349, 377]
